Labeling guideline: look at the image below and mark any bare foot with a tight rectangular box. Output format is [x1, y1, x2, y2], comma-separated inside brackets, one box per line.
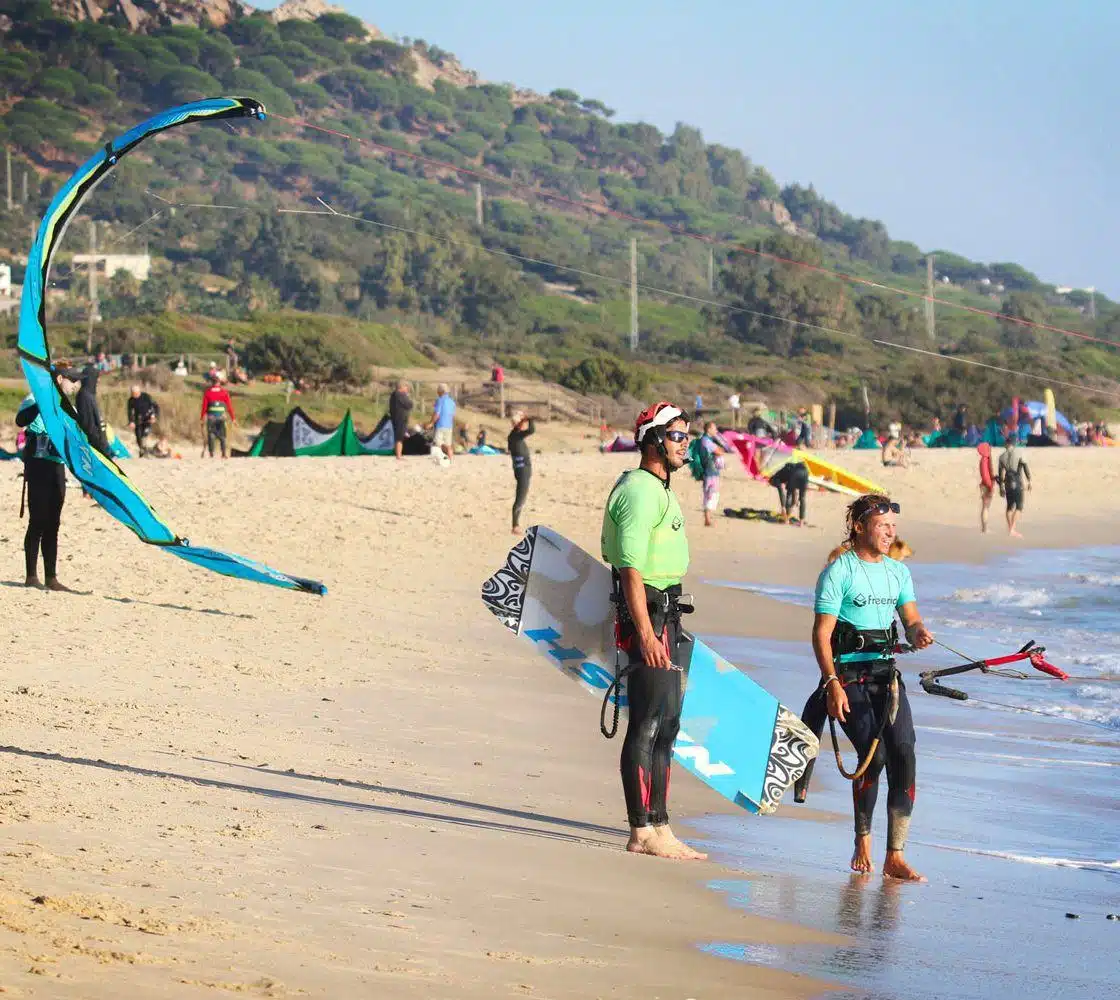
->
[511, 526, 523, 536]
[851, 834, 875, 874]
[626, 827, 679, 858]
[655, 825, 708, 861]
[882, 851, 926, 882]
[24, 575, 41, 588]
[45, 578, 76, 593]
[1010, 530, 1023, 539]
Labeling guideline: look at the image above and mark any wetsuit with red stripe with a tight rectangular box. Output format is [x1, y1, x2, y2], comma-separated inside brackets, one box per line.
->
[601, 468, 691, 829]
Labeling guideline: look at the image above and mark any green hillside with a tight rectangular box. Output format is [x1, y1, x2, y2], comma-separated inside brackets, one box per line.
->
[1, 0, 1118, 425]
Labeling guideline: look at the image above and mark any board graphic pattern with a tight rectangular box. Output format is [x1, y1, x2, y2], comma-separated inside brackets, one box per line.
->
[482, 525, 818, 815]
[481, 527, 536, 629]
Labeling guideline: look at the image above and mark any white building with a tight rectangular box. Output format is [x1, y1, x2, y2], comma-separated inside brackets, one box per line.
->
[70, 253, 151, 282]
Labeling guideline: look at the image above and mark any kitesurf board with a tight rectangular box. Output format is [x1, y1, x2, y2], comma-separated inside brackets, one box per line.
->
[481, 526, 819, 815]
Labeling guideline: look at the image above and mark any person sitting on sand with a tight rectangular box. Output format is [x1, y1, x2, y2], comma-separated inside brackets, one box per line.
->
[810, 494, 932, 881]
[601, 401, 706, 861]
[882, 424, 909, 468]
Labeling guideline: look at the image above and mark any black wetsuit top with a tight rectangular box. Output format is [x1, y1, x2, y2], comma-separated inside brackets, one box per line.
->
[127, 392, 159, 427]
[508, 420, 534, 529]
[770, 461, 809, 491]
[508, 419, 535, 471]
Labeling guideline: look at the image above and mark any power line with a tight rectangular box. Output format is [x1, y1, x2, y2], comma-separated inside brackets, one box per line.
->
[271, 112, 1116, 351]
[143, 191, 1120, 401]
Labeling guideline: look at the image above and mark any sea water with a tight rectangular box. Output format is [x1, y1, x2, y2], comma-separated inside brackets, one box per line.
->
[693, 547, 1119, 1000]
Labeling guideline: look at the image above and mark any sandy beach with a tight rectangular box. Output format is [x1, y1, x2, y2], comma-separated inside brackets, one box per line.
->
[0, 441, 1115, 998]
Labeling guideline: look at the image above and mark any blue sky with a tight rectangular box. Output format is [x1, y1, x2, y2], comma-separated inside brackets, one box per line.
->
[263, 1, 1118, 296]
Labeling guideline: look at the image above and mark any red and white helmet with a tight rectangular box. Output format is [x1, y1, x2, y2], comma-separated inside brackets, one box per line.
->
[634, 401, 685, 445]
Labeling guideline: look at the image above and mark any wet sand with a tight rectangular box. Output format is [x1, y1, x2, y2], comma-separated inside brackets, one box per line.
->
[0, 444, 1113, 997]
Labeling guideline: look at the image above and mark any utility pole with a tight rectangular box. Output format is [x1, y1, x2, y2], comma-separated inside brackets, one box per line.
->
[21, 170, 27, 206]
[629, 237, 638, 352]
[5, 147, 11, 211]
[474, 182, 483, 226]
[86, 219, 98, 353]
[924, 254, 936, 341]
[707, 247, 714, 293]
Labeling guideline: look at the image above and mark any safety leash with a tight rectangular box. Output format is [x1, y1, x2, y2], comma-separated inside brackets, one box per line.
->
[828, 668, 899, 780]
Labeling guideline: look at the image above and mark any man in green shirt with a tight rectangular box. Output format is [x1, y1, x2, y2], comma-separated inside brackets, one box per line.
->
[601, 401, 705, 861]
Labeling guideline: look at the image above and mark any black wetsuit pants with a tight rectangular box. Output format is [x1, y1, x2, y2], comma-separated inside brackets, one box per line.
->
[512, 466, 531, 529]
[800, 674, 917, 850]
[617, 611, 693, 828]
[206, 415, 227, 457]
[24, 458, 65, 580]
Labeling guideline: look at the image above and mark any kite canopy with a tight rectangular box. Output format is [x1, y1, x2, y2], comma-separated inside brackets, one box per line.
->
[236, 408, 429, 457]
[18, 97, 325, 596]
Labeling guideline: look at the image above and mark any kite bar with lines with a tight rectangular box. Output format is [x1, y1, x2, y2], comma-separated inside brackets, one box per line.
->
[918, 639, 1068, 701]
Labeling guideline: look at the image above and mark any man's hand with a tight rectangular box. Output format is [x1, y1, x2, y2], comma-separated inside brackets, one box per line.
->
[638, 627, 673, 670]
[825, 679, 849, 722]
[906, 621, 934, 649]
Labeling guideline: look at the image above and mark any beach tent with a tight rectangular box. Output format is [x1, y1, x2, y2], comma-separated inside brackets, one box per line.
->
[236, 408, 428, 457]
[1000, 401, 1075, 444]
[854, 429, 880, 450]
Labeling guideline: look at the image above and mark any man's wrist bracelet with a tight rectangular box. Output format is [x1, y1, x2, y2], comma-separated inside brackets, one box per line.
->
[822, 674, 840, 691]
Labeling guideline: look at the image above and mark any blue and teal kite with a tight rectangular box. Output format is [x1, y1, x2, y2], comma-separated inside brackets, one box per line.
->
[18, 97, 326, 596]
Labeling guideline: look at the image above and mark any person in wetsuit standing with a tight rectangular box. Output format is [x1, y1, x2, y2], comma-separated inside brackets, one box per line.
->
[601, 401, 706, 861]
[770, 460, 810, 525]
[200, 372, 236, 459]
[126, 385, 160, 457]
[16, 389, 73, 591]
[810, 493, 932, 881]
[508, 411, 534, 535]
[388, 379, 413, 461]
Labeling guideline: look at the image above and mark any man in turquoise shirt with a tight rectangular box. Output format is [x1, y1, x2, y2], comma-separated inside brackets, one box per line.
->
[811, 494, 932, 882]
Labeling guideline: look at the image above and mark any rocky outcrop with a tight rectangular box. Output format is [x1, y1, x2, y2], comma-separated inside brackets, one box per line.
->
[49, 0, 245, 31]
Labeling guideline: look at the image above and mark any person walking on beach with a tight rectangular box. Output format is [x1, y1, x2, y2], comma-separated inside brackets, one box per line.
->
[200, 371, 236, 459]
[977, 442, 996, 533]
[16, 384, 73, 591]
[810, 493, 932, 881]
[601, 401, 706, 861]
[508, 411, 535, 534]
[388, 379, 413, 461]
[697, 420, 724, 527]
[429, 383, 456, 464]
[997, 436, 1031, 537]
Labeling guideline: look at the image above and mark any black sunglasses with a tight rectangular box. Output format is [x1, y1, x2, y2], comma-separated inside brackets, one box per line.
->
[859, 501, 900, 519]
[664, 430, 690, 443]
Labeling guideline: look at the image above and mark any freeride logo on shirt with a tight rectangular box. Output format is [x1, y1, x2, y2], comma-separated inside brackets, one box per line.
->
[852, 593, 895, 608]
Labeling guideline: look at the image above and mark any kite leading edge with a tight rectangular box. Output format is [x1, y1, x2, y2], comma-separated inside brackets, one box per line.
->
[17, 97, 326, 596]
